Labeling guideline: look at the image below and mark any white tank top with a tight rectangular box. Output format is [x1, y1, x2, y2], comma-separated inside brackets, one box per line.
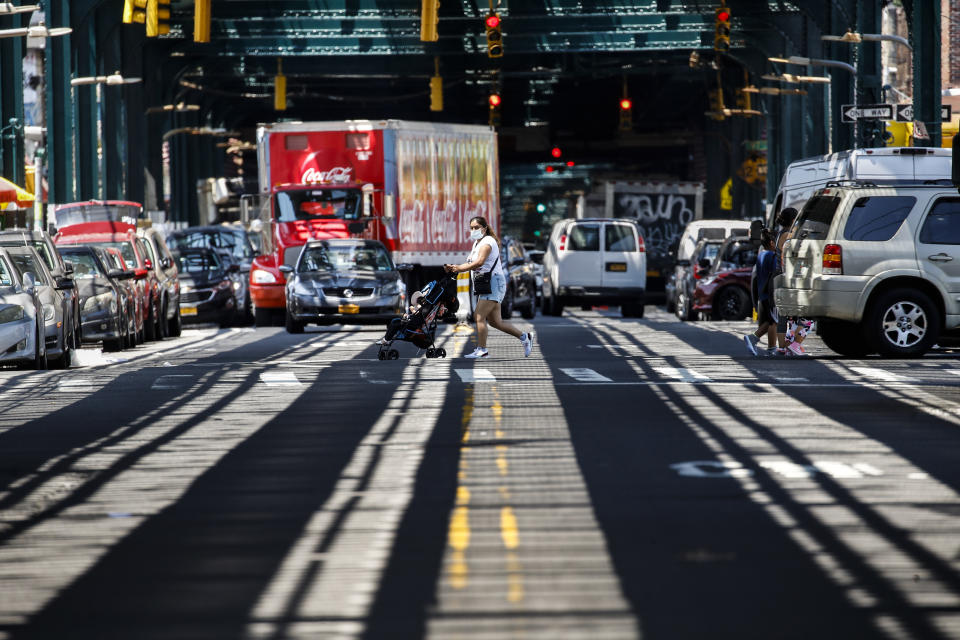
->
[470, 236, 503, 277]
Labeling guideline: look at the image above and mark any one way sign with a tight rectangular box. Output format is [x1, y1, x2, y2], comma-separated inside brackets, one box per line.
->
[895, 104, 952, 122]
[841, 104, 893, 122]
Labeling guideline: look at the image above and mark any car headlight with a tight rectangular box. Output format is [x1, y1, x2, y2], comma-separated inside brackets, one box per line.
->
[43, 304, 55, 322]
[0, 305, 24, 324]
[215, 279, 233, 291]
[251, 268, 278, 284]
[233, 280, 242, 291]
[381, 280, 401, 296]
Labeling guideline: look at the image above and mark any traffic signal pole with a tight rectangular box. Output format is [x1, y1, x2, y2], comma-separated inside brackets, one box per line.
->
[45, 0, 75, 204]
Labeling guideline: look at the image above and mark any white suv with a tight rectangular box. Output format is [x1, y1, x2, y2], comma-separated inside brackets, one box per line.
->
[775, 182, 960, 357]
[542, 218, 646, 317]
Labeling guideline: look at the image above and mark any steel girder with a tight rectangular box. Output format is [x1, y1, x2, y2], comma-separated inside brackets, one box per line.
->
[45, 0, 74, 205]
[0, 5, 26, 189]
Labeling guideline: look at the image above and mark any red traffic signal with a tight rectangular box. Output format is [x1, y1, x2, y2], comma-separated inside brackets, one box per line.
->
[489, 93, 501, 107]
[716, 8, 730, 22]
[545, 165, 555, 173]
[566, 160, 575, 167]
[620, 98, 632, 110]
[485, 14, 500, 29]
[551, 147, 562, 158]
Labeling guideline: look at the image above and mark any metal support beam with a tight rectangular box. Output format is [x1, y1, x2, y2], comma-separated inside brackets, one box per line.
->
[912, 1, 941, 146]
[45, 0, 74, 204]
[0, 5, 26, 187]
[100, 12, 124, 200]
[74, 16, 98, 200]
[856, 1, 883, 148]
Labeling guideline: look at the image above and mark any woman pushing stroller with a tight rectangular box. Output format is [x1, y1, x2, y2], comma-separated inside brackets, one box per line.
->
[444, 216, 533, 359]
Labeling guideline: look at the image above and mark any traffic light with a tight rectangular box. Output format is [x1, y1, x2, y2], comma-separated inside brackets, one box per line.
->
[619, 97, 633, 132]
[536, 203, 546, 213]
[146, 0, 170, 37]
[124, 0, 147, 24]
[551, 147, 562, 158]
[194, 0, 211, 43]
[485, 13, 503, 58]
[430, 75, 443, 112]
[714, 5, 731, 52]
[488, 93, 501, 127]
[421, 0, 439, 42]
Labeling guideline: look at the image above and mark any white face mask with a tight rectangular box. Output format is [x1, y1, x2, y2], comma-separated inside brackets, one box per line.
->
[470, 228, 484, 241]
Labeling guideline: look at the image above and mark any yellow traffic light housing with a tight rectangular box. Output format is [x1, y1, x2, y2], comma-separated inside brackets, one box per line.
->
[485, 13, 503, 58]
[146, 0, 170, 37]
[421, 0, 439, 42]
[194, 0, 211, 43]
[430, 58, 443, 112]
[714, 5, 731, 52]
[275, 58, 287, 112]
[128, 0, 147, 24]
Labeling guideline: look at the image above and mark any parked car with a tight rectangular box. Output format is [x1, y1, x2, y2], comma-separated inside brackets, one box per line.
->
[138, 226, 182, 337]
[674, 238, 724, 321]
[6, 246, 74, 368]
[166, 225, 255, 324]
[172, 248, 240, 327]
[57, 245, 132, 352]
[54, 201, 164, 342]
[101, 247, 143, 347]
[691, 235, 757, 321]
[665, 219, 751, 312]
[0, 229, 81, 349]
[776, 183, 960, 357]
[280, 239, 406, 333]
[541, 218, 646, 317]
[0, 247, 46, 369]
[499, 235, 538, 320]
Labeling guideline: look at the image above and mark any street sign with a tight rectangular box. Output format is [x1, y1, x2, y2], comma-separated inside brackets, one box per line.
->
[895, 104, 952, 122]
[841, 103, 893, 123]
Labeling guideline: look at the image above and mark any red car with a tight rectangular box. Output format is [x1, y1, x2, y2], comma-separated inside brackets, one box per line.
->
[691, 236, 757, 321]
[53, 201, 165, 341]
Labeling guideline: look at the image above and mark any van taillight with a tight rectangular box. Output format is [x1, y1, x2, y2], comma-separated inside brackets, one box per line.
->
[558, 234, 567, 251]
[637, 234, 645, 253]
[822, 244, 843, 275]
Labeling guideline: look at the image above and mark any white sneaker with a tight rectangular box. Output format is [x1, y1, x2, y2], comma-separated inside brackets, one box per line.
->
[521, 332, 533, 357]
[464, 348, 488, 359]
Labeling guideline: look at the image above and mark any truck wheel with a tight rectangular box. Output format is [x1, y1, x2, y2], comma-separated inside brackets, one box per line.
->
[714, 287, 749, 321]
[817, 319, 873, 357]
[501, 286, 514, 319]
[866, 288, 940, 358]
[255, 307, 272, 328]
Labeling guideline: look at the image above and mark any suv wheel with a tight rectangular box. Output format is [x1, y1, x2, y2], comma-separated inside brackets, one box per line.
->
[867, 288, 941, 357]
[818, 319, 872, 357]
[714, 287, 749, 321]
[520, 286, 537, 320]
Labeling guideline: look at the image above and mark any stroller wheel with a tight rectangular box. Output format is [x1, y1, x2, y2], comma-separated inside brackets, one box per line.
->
[388, 349, 400, 360]
[437, 347, 447, 358]
[426, 348, 436, 358]
[377, 351, 386, 361]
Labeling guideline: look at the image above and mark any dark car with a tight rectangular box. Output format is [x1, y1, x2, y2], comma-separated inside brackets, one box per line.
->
[499, 236, 538, 320]
[57, 245, 133, 352]
[138, 227, 182, 337]
[280, 239, 405, 333]
[173, 248, 240, 327]
[691, 236, 757, 321]
[0, 229, 80, 349]
[166, 225, 255, 324]
[673, 238, 723, 321]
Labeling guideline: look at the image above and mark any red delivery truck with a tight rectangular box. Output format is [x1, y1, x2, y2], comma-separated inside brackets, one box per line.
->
[247, 119, 499, 325]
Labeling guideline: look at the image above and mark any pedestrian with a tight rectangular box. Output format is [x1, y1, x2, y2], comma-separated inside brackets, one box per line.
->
[773, 208, 797, 354]
[444, 216, 533, 359]
[744, 229, 779, 357]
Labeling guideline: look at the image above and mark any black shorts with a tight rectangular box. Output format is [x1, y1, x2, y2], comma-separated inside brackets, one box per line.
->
[757, 300, 776, 326]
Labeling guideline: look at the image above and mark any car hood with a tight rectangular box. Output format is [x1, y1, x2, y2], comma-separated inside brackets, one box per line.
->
[295, 270, 397, 289]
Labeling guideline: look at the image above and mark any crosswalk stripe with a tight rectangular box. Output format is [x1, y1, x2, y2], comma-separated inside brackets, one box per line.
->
[58, 378, 94, 391]
[259, 371, 303, 387]
[849, 366, 915, 383]
[560, 368, 612, 383]
[454, 368, 495, 383]
[654, 366, 711, 383]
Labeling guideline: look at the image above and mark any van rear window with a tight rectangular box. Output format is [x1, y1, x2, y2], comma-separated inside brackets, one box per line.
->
[843, 196, 916, 241]
[796, 195, 841, 239]
[568, 224, 599, 251]
[605, 224, 636, 252]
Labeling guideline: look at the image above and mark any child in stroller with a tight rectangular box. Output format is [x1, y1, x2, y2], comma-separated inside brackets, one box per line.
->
[376, 276, 460, 360]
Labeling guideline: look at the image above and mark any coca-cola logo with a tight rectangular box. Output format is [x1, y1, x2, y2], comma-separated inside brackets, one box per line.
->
[301, 166, 352, 184]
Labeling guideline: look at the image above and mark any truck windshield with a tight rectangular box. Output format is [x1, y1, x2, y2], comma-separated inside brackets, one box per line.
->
[275, 189, 360, 222]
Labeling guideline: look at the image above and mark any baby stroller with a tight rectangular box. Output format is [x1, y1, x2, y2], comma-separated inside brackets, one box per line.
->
[377, 276, 459, 360]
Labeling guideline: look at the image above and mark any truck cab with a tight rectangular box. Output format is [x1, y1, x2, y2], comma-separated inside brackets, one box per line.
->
[247, 183, 377, 325]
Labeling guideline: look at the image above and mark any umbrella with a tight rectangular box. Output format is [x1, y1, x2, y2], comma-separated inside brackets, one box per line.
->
[0, 176, 34, 209]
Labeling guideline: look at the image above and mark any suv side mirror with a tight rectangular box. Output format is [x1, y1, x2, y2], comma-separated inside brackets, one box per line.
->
[278, 265, 294, 274]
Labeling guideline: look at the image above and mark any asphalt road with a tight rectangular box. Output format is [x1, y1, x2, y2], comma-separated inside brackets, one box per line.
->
[1, 307, 960, 640]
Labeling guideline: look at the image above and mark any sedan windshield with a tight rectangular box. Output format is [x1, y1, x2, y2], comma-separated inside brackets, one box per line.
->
[299, 244, 393, 272]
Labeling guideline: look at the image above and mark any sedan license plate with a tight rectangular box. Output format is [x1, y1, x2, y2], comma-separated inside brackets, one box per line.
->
[606, 262, 627, 272]
[339, 304, 360, 314]
[181, 306, 198, 316]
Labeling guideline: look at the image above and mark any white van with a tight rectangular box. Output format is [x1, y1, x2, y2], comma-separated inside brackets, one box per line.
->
[542, 218, 646, 318]
[768, 147, 952, 228]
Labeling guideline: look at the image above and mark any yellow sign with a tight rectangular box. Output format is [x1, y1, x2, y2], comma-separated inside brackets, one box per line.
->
[720, 178, 733, 210]
[338, 304, 360, 314]
[737, 155, 767, 185]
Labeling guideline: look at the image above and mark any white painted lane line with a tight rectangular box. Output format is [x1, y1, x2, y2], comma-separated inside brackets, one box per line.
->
[654, 366, 711, 383]
[849, 366, 916, 383]
[259, 371, 303, 387]
[151, 375, 193, 390]
[454, 368, 495, 383]
[560, 367, 612, 383]
[58, 378, 94, 391]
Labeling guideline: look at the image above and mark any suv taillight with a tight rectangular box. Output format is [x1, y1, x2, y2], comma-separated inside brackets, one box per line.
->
[637, 234, 645, 253]
[558, 234, 567, 251]
[823, 244, 843, 275]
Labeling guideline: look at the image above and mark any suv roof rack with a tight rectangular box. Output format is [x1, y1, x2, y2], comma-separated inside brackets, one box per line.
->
[824, 180, 878, 188]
